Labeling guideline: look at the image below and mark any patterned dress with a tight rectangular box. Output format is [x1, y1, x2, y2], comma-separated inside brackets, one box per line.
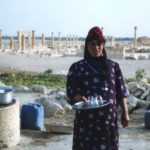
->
[66, 59, 127, 150]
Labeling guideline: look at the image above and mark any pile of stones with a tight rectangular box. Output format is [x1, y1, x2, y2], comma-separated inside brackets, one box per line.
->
[127, 82, 150, 113]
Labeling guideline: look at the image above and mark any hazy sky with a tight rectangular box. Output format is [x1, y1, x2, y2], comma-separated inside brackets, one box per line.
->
[0, 0, 150, 37]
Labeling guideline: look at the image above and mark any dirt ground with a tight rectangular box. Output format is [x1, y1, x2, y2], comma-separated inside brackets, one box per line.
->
[119, 109, 150, 150]
[0, 87, 150, 150]
[1, 109, 150, 150]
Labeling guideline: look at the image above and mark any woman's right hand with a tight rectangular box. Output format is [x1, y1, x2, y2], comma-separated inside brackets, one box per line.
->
[73, 95, 88, 103]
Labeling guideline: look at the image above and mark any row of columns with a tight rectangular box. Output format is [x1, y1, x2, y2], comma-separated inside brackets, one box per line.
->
[0, 30, 36, 50]
[18, 31, 35, 50]
[0, 27, 138, 51]
[51, 32, 78, 48]
[0, 30, 79, 50]
[105, 36, 116, 47]
[66, 34, 78, 47]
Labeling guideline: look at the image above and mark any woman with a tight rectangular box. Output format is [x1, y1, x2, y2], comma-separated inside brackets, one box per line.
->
[66, 26, 129, 150]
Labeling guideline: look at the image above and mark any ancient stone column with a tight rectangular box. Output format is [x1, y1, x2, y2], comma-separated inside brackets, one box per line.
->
[32, 30, 35, 49]
[0, 30, 2, 49]
[51, 32, 54, 48]
[28, 34, 31, 50]
[58, 32, 61, 47]
[69, 35, 72, 47]
[122, 47, 126, 59]
[111, 36, 115, 47]
[71, 35, 74, 47]
[41, 33, 45, 46]
[66, 35, 68, 47]
[73, 35, 76, 47]
[101, 27, 104, 33]
[76, 36, 78, 46]
[21, 34, 25, 51]
[134, 26, 137, 50]
[10, 36, 14, 50]
[17, 31, 21, 50]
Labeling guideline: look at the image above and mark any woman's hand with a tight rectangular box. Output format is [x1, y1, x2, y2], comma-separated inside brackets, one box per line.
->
[120, 98, 130, 128]
[121, 111, 130, 128]
[73, 95, 88, 103]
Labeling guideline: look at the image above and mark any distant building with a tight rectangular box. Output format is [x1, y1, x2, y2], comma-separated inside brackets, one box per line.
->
[137, 36, 150, 46]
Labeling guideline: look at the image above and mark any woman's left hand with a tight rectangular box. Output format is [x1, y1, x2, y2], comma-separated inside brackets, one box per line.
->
[121, 111, 130, 128]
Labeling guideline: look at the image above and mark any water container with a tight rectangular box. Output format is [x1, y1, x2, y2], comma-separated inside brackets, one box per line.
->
[144, 110, 150, 129]
[21, 103, 44, 130]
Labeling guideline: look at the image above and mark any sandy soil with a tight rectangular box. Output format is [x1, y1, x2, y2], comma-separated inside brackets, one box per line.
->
[0, 52, 150, 77]
[0, 92, 150, 150]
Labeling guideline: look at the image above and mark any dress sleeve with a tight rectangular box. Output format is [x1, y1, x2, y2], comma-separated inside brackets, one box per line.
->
[115, 63, 128, 105]
[66, 63, 82, 104]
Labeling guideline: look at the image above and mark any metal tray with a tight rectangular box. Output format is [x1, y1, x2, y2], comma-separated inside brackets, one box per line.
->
[72, 100, 110, 110]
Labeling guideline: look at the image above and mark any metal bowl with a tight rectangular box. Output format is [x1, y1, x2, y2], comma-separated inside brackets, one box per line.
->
[72, 99, 110, 110]
[0, 86, 14, 105]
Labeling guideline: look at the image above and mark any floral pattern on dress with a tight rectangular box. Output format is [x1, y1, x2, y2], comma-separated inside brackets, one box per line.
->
[66, 59, 127, 150]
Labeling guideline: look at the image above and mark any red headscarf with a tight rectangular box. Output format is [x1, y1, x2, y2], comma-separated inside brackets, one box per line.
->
[86, 26, 106, 44]
[84, 26, 107, 60]
[84, 26, 109, 81]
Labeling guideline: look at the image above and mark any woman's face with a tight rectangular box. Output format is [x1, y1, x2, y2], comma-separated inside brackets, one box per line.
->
[87, 40, 104, 58]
